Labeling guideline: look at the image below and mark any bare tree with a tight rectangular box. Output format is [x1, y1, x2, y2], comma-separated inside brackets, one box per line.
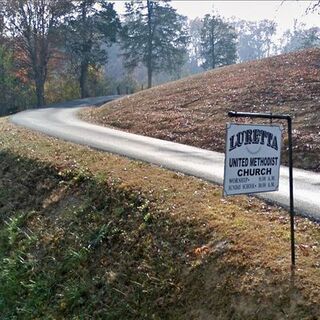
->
[307, 0, 320, 13]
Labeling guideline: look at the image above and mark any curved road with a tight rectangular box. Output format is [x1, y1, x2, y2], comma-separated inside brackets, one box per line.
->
[10, 96, 320, 221]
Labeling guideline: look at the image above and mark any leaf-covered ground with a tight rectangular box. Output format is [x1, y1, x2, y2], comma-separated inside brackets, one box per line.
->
[83, 48, 320, 172]
[1, 119, 320, 319]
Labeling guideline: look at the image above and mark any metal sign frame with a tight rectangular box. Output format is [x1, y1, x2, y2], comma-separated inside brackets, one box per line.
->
[228, 111, 295, 268]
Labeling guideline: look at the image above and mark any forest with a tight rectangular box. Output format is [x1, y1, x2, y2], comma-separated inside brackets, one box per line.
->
[0, 0, 319, 116]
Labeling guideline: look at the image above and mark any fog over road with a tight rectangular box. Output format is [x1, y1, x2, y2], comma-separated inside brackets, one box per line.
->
[10, 96, 320, 221]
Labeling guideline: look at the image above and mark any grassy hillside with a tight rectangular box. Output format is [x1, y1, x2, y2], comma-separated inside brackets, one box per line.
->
[1, 119, 320, 319]
[83, 49, 320, 172]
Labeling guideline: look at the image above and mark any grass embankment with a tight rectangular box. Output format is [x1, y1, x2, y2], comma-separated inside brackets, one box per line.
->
[83, 48, 320, 172]
[1, 119, 320, 319]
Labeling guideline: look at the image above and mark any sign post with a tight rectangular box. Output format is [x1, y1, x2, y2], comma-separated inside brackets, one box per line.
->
[226, 111, 295, 268]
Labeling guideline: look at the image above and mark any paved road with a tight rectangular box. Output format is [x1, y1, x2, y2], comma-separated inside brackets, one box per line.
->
[10, 96, 320, 221]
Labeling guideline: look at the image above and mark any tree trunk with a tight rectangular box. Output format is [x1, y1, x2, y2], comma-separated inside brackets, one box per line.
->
[147, 0, 153, 88]
[147, 62, 152, 89]
[79, 1, 90, 98]
[34, 66, 46, 106]
[211, 20, 215, 69]
[35, 80, 45, 106]
[80, 61, 89, 98]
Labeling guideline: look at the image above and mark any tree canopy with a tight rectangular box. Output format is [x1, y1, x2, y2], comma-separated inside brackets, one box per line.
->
[234, 19, 277, 62]
[3, 0, 72, 106]
[121, 0, 189, 88]
[200, 14, 237, 70]
[64, 0, 120, 98]
[281, 21, 320, 53]
[1, 1, 319, 115]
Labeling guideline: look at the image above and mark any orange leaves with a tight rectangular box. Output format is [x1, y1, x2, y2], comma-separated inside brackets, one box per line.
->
[194, 245, 210, 256]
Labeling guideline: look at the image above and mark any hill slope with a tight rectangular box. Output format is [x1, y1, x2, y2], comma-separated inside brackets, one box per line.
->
[83, 49, 320, 172]
[1, 119, 320, 319]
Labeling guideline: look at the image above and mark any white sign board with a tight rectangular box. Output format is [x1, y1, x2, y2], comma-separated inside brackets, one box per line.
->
[224, 123, 282, 196]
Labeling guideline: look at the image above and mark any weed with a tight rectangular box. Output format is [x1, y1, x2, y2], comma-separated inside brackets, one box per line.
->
[88, 223, 111, 249]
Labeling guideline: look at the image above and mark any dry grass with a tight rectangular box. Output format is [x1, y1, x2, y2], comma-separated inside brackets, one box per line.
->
[83, 48, 320, 172]
[1, 118, 320, 318]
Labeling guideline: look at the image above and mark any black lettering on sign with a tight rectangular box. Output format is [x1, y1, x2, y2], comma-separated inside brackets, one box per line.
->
[229, 129, 278, 152]
[229, 158, 249, 167]
[237, 168, 272, 177]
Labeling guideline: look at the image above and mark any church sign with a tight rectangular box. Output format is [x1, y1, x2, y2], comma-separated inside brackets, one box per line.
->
[224, 123, 282, 196]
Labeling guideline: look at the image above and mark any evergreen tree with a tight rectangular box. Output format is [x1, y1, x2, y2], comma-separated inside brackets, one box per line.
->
[64, 1, 120, 98]
[200, 14, 237, 70]
[121, 0, 189, 88]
